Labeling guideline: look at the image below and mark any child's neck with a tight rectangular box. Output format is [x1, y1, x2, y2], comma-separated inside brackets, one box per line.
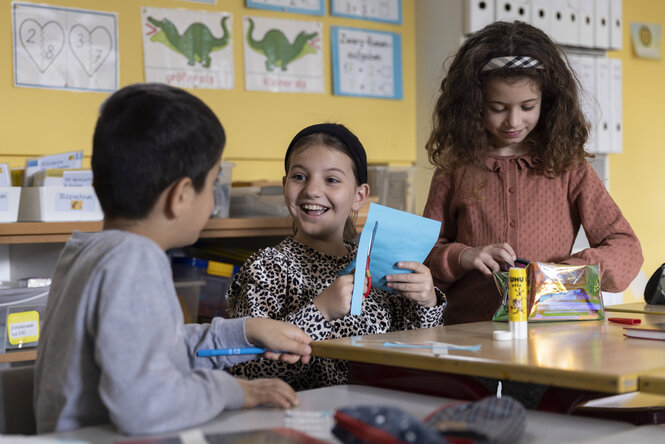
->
[103, 217, 171, 251]
[294, 232, 348, 257]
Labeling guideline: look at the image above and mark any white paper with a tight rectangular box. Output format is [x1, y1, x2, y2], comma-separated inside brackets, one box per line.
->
[243, 16, 323, 93]
[12, 1, 118, 92]
[331, 0, 401, 23]
[142, 7, 233, 90]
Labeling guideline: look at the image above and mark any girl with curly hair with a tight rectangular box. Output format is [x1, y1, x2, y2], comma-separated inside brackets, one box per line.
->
[423, 21, 642, 325]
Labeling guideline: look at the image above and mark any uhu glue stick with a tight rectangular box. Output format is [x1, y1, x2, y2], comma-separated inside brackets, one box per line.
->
[509, 267, 528, 339]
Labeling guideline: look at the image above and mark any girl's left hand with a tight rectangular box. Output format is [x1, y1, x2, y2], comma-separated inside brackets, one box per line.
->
[385, 262, 437, 307]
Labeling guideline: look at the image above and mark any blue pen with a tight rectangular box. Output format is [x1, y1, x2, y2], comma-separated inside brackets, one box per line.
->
[197, 347, 266, 357]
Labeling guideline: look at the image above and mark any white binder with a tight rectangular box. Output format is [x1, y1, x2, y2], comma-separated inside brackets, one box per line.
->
[549, 0, 579, 46]
[578, 0, 595, 48]
[594, 57, 612, 154]
[464, 0, 495, 35]
[495, 0, 531, 23]
[594, 0, 610, 49]
[530, 0, 552, 35]
[609, 0, 623, 50]
[609, 58, 623, 153]
[569, 55, 599, 153]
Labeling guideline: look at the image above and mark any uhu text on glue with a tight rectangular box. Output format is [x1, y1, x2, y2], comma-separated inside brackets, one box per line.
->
[509, 267, 528, 339]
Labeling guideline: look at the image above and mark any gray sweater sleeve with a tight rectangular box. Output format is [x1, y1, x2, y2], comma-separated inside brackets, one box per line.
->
[90, 238, 249, 435]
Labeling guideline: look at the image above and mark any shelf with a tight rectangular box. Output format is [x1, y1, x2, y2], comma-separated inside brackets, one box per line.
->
[0, 211, 369, 245]
[0, 348, 36, 364]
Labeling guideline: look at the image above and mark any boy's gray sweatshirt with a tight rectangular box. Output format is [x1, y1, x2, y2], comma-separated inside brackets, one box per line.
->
[34, 230, 253, 435]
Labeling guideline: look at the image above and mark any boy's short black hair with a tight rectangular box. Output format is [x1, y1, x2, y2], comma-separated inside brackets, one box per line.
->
[92, 83, 225, 220]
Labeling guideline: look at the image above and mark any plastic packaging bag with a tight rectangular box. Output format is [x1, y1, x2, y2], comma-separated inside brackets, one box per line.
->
[492, 262, 604, 322]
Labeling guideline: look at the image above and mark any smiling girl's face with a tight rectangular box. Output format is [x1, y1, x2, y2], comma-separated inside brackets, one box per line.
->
[483, 76, 542, 156]
[283, 143, 367, 255]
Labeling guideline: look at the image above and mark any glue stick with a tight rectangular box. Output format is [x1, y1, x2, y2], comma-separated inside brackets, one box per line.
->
[508, 267, 528, 339]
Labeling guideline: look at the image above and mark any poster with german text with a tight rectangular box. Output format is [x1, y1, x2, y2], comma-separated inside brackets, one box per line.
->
[142, 7, 233, 89]
[331, 26, 402, 99]
[331, 0, 402, 24]
[243, 16, 323, 93]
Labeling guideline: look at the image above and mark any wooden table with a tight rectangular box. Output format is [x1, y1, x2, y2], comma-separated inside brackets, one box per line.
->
[605, 302, 665, 316]
[311, 314, 665, 394]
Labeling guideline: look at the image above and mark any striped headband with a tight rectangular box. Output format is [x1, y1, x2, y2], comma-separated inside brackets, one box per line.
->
[481, 56, 543, 71]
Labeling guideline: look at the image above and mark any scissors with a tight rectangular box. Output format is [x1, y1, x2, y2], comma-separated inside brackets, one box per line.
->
[363, 222, 378, 298]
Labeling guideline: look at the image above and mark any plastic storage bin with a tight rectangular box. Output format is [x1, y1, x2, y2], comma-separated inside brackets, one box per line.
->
[174, 280, 205, 324]
[0, 187, 21, 223]
[0, 285, 49, 353]
[172, 257, 238, 320]
[211, 162, 235, 218]
[229, 186, 289, 218]
[18, 186, 103, 221]
[367, 165, 417, 214]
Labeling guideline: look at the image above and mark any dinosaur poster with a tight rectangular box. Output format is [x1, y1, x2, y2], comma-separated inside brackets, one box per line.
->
[12, 2, 118, 92]
[243, 16, 323, 93]
[141, 7, 233, 90]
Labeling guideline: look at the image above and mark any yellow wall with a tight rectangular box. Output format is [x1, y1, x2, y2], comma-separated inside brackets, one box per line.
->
[0, 0, 416, 180]
[609, 1, 665, 301]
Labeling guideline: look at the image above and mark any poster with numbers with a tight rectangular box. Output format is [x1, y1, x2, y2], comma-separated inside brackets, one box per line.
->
[331, 0, 402, 24]
[246, 0, 325, 16]
[331, 26, 402, 99]
[12, 2, 118, 92]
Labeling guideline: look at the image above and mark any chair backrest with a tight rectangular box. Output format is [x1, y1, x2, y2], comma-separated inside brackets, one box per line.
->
[0, 364, 36, 435]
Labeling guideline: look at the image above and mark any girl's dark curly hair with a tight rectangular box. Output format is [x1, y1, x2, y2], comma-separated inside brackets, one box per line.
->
[426, 21, 591, 177]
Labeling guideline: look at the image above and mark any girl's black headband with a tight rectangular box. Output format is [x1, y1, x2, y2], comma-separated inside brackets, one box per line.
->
[285, 123, 368, 185]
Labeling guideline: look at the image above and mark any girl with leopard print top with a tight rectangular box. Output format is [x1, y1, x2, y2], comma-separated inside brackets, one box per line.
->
[226, 123, 445, 390]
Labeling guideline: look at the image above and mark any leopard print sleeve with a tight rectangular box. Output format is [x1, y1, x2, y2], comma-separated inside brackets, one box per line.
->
[225, 242, 334, 340]
[380, 286, 446, 331]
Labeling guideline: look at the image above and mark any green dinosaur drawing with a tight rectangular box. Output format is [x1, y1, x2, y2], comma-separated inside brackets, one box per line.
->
[246, 18, 318, 71]
[147, 16, 230, 68]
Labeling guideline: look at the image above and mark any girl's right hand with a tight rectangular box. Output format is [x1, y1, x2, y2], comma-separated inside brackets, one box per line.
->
[314, 274, 358, 321]
[460, 243, 516, 277]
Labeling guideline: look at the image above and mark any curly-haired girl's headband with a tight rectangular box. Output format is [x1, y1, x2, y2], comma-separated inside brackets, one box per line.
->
[481, 56, 543, 71]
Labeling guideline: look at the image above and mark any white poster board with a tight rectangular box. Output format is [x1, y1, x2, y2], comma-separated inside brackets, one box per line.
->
[12, 1, 118, 92]
[331, 0, 402, 24]
[142, 7, 234, 90]
[246, 0, 325, 15]
[331, 26, 402, 99]
[243, 16, 323, 93]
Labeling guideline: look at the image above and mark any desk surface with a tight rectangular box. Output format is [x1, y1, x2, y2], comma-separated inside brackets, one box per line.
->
[311, 314, 665, 394]
[605, 302, 665, 316]
[45, 384, 643, 444]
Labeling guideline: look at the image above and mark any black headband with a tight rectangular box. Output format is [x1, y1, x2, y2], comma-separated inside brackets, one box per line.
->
[285, 123, 368, 185]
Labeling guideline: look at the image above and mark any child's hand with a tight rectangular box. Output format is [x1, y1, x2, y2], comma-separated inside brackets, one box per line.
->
[386, 262, 437, 307]
[237, 377, 300, 409]
[314, 274, 359, 321]
[245, 318, 312, 364]
[460, 243, 516, 277]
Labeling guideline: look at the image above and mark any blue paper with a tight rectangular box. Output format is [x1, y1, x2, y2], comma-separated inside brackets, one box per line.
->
[347, 203, 441, 316]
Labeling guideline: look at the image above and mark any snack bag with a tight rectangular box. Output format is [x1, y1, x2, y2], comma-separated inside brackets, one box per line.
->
[493, 262, 604, 322]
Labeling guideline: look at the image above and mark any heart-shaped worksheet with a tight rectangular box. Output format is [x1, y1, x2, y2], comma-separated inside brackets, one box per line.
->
[19, 19, 65, 73]
[68, 24, 113, 76]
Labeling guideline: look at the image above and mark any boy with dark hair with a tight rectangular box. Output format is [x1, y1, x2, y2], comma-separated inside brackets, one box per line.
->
[34, 83, 312, 435]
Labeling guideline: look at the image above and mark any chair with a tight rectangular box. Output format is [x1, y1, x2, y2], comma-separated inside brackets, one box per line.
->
[0, 364, 36, 435]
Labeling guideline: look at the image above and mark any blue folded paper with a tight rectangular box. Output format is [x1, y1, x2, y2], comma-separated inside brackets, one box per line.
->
[341, 203, 441, 315]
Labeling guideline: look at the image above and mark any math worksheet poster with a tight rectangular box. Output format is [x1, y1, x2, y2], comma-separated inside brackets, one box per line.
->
[243, 16, 323, 93]
[331, 26, 402, 99]
[12, 2, 118, 92]
[142, 8, 234, 90]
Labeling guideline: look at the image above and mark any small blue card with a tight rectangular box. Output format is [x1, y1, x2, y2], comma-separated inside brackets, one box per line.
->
[340, 203, 441, 316]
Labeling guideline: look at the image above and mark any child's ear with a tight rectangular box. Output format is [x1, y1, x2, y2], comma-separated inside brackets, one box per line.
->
[351, 183, 370, 212]
[165, 177, 194, 218]
[282, 175, 287, 187]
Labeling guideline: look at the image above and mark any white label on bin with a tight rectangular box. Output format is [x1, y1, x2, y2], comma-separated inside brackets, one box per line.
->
[55, 192, 97, 212]
[0, 192, 8, 211]
[7, 311, 40, 345]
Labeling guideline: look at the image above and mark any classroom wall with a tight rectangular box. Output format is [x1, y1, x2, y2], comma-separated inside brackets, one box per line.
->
[609, 1, 665, 302]
[0, 0, 416, 180]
